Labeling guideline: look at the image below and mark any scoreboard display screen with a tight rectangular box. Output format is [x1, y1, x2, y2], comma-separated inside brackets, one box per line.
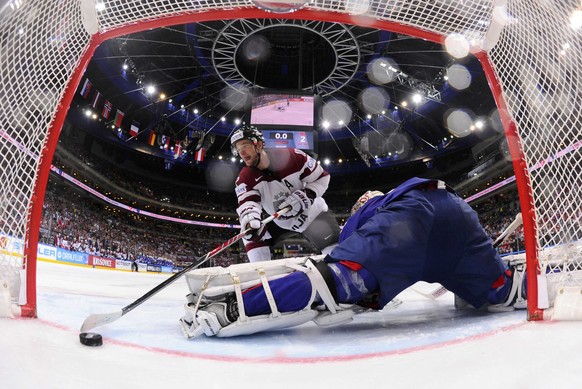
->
[262, 130, 314, 151]
[250, 93, 315, 127]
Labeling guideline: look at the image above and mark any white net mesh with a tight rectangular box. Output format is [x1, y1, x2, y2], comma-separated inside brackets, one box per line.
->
[0, 0, 91, 314]
[488, 0, 582, 290]
[1, 0, 580, 318]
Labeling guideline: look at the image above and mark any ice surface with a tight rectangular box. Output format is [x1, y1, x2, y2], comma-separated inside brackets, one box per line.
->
[2, 260, 582, 388]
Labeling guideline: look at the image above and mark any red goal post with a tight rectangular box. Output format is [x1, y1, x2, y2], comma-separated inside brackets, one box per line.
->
[0, 0, 580, 320]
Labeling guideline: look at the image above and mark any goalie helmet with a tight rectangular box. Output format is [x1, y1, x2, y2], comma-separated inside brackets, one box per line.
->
[351, 190, 384, 215]
[230, 126, 265, 156]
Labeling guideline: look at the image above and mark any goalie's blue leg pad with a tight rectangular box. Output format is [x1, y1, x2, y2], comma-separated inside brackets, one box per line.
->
[242, 263, 379, 316]
[181, 258, 367, 338]
[242, 271, 314, 316]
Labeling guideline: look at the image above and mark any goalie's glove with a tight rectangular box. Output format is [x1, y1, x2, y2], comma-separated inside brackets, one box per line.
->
[279, 190, 314, 218]
[239, 204, 265, 241]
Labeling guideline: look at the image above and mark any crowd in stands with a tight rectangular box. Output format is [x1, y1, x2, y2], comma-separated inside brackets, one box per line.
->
[39, 168, 524, 272]
[39, 178, 239, 269]
[54, 131, 237, 219]
[472, 190, 524, 254]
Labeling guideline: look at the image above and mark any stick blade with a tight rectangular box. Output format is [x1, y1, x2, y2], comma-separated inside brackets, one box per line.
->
[80, 311, 123, 332]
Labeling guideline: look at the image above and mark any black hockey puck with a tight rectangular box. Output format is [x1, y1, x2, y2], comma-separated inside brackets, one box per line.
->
[79, 332, 103, 347]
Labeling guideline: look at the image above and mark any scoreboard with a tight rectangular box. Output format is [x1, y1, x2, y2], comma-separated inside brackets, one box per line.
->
[262, 130, 314, 151]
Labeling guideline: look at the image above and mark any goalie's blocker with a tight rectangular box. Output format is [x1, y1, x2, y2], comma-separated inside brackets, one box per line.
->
[180, 256, 361, 338]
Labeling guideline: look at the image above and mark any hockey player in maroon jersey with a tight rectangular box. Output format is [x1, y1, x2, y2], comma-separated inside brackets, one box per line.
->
[231, 126, 340, 262]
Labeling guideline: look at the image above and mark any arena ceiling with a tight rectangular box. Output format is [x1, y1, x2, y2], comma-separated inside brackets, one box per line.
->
[69, 17, 507, 185]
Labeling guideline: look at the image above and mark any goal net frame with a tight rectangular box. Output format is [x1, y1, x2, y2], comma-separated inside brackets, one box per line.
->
[1, 0, 580, 320]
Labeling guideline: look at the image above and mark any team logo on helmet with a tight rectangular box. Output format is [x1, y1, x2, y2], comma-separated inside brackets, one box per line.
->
[230, 126, 265, 156]
[351, 190, 384, 215]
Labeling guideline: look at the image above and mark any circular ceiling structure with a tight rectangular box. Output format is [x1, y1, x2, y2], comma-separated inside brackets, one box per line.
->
[212, 19, 360, 95]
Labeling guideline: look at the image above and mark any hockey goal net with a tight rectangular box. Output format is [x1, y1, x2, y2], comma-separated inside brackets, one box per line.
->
[1, 0, 581, 320]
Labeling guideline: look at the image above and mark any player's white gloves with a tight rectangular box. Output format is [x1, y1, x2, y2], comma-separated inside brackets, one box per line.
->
[280, 190, 313, 218]
[239, 205, 265, 241]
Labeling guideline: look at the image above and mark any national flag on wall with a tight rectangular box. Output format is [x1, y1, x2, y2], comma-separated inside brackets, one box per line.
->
[148, 130, 156, 146]
[80, 78, 92, 99]
[194, 148, 205, 162]
[113, 110, 124, 127]
[164, 136, 171, 150]
[174, 140, 182, 159]
[91, 90, 101, 109]
[101, 100, 112, 119]
[129, 122, 139, 137]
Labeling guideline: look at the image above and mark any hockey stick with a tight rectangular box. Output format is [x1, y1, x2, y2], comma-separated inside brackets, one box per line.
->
[80, 206, 291, 332]
[411, 212, 523, 300]
[492, 212, 523, 248]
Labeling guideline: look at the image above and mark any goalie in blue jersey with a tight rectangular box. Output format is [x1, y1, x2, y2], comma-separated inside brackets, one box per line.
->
[180, 177, 526, 338]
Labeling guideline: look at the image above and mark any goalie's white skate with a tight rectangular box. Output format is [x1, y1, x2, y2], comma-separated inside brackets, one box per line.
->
[488, 258, 527, 312]
[180, 296, 239, 338]
[453, 257, 527, 311]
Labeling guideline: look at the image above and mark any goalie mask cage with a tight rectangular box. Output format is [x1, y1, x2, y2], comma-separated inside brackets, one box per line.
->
[0, 0, 580, 320]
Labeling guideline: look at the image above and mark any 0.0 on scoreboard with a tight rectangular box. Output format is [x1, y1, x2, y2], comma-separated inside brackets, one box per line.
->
[262, 130, 313, 150]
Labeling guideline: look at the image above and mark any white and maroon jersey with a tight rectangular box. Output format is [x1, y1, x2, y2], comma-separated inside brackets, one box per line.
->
[235, 148, 330, 233]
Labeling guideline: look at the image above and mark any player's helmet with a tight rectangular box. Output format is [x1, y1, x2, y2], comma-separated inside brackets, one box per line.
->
[230, 126, 265, 156]
[351, 190, 384, 215]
